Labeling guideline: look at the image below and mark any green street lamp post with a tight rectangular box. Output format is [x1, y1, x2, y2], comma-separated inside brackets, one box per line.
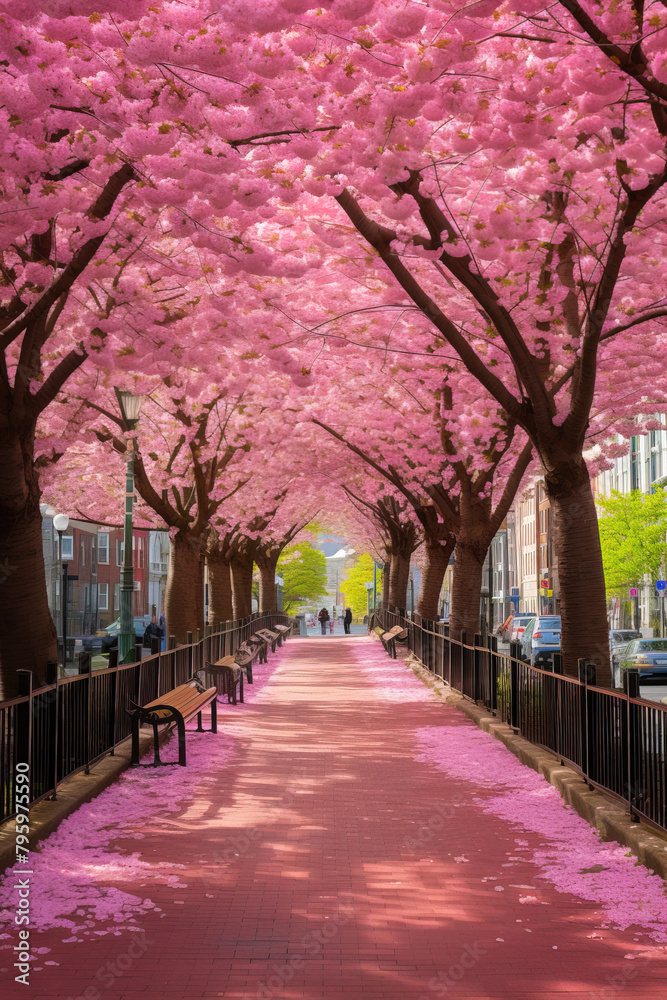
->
[115, 389, 145, 664]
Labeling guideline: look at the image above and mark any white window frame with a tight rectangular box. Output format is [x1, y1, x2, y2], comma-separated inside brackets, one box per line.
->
[98, 533, 109, 564]
[61, 535, 74, 561]
[98, 583, 109, 611]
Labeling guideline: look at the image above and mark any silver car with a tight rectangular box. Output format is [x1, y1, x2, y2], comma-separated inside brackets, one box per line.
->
[510, 614, 535, 644]
[520, 615, 561, 666]
[609, 629, 641, 687]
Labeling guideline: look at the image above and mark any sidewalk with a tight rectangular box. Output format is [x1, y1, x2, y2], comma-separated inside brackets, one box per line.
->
[1, 636, 666, 999]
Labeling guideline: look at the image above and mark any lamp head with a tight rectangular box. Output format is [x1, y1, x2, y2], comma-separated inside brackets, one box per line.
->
[114, 388, 146, 430]
[53, 513, 69, 533]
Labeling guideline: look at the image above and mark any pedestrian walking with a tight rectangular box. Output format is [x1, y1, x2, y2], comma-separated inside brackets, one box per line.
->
[344, 607, 352, 634]
[317, 607, 330, 635]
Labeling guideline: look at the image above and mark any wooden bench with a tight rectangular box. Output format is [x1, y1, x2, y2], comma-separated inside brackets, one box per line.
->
[129, 678, 217, 767]
[200, 646, 257, 704]
[274, 623, 292, 643]
[256, 628, 281, 653]
[246, 634, 268, 665]
[373, 624, 408, 658]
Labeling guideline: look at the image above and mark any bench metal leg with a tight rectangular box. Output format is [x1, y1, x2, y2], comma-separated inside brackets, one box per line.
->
[176, 715, 187, 766]
[247, 663, 253, 683]
[152, 720, 163, 766]
[210, 697, 217, 734]
[239, 672, 244, 703]
[196, 710, 204, 732]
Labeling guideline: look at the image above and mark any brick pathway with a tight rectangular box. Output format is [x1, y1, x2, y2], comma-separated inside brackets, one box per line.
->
[4, 636, 667, 999]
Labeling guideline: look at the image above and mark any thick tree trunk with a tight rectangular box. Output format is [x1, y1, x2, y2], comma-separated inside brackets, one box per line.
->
[449, 541, 485, 642]
[544, 457, 610, 685]
[207, 552, 233, 625]
[389, 552, 410, 610]
[417, 537, 455, 620]
[166, 531, 204, 642]
[230, 553, 254, 619]
[0, 488, 56, 698]
[257, 556, 279, 613]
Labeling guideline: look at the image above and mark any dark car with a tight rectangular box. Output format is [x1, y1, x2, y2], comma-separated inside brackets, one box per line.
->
[619, 638, 667, 684]
[82, 616, 152, 652]
[609, 629, 642, 687]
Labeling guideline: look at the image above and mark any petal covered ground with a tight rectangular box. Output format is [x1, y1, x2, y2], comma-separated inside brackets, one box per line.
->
[1, 635, 666, 1000]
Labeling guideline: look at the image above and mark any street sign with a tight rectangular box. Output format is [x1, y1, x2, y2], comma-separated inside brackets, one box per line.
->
[629, 587, 639, 597]
[656, 580, 667, 591]
[541, 579, 549, 588]
[547, 589, 553, 597]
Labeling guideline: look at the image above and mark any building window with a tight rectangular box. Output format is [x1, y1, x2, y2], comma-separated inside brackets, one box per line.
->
[98, 583, 109, 611]
[98, 533, 109, 564]
[80, 538, 86, 566]
[114, 584, 120, 611]
[116, 540, 124, 566]
[61, 535, 74, 561]
[630, 436, 640, 491]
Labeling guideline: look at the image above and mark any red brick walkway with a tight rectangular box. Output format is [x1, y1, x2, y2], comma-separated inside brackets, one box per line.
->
[6, 637, 667, 999]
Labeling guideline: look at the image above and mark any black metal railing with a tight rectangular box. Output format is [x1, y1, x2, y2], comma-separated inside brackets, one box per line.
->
[0, 612, 292, 824]
[378, 606, 667, 835]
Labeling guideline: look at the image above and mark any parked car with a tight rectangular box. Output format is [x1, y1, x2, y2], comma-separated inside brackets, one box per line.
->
[82, 615, 152, 652]
[520, 615, 561, 666]
[609, 629, 642, 687]
[510, 614, 535, 644]
[618, 638, 667, 685]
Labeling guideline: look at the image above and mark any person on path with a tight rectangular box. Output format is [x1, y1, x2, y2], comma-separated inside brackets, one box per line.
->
[344, 607, 352, 634]
[317, 607, 330, 635]
[143, 615, 163, 650]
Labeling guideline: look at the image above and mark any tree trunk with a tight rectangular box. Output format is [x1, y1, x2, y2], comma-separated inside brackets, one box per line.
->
[207, 551, 233, 625]
[389, 552, 410, 609]
[230, 553, 254, 619]
[449, 541, 485, 642]
[381, 558, 391, 609]
[257, 556, 279, 613]
[544, 457, 610, 685]
[0, 487, 56, 698]
[166, 531, 204, 642]
[417, 537, 455, 620]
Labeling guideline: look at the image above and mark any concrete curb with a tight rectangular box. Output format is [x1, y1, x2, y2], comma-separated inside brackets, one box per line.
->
[402, 651, 667, 882]
[0, 728, 168, 877]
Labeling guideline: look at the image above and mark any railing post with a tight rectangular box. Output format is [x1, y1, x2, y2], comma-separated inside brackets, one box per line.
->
[623, 668, 640, 821]
[474, 633, 482, 703]
[80, 654, 92, 774]
[169, 634, 176, 689]
[509, 647, 519, 732]
[578, 658, 596, 786]
[49, 661, 61, 798]
[16, 670, 33, 811]
[134, 641, 143, 665]
[489, 634, 498, 712]
[552, 652, 564, 675]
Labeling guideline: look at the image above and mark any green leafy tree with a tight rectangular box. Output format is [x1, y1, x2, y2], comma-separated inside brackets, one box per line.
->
[341, 554, 382, 620]
[278, 542, 327, 613]
[597, 490, 667, 594]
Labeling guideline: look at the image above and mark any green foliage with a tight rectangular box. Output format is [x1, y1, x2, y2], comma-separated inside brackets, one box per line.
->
[341, 553, 382, 620]
[597, 489, 667, 594]
[278, 542, 328, 613]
